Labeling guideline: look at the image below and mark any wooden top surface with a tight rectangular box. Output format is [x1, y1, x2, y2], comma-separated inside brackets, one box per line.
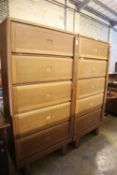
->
[3, 17, 74, 36]
[2, 17, 109, 45]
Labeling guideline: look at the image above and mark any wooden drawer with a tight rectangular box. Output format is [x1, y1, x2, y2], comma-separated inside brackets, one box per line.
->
[15, 102, 71, 136]
[76, 94, 104, 114]
[77, 77, 105, 99]
[11, 21, 74, 56]
[12, 55, 73, 84]
[79, 36, 109, 60]
[16, 122, 69, 160]
[74, 109, 101, 136]
[13, 81, 71, 114]
[78, 59, 107, 78]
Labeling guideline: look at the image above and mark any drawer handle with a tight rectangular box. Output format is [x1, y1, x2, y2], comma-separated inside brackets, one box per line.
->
[90, 102, 94, 107]
[92, 67, 96, 71]
[46, 39, 53, 45]
[46, 137, 51, 141]
[46, 66, 52, 72]
[46, 116, 51, 120]
[92, 85, 96, 89]
[93, 48, 98, 53]
[46, 92, 52, 97]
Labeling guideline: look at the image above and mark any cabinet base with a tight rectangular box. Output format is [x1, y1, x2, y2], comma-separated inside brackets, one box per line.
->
[16, 139, 70, 175]
[74, 126, 100, 148]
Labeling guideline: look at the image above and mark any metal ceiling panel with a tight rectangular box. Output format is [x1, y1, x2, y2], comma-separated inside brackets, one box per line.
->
[70, 0, 117, 25]
[99, 0, 117, 12]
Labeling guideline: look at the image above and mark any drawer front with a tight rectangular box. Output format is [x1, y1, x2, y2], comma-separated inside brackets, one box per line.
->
[11, 22, 74, 56]
[16, 122, 69, 160]
[13, 81, 71, 114]
[76, 94, 104, 114]
[74, 109, 101, 135]
[15, 102, 71, 136]
[12, 55, 73, 84]
[79, 36, 109, 59]
[77, 78, 105, 99]
[78, 59, 107, 78]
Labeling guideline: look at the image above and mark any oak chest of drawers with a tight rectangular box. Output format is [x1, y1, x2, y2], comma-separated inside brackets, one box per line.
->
[73, 35, 109, 146]
[0, 18, 75, 171]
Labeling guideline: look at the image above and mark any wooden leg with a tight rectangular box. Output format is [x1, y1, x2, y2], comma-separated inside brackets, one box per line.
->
[61, 144, 68, 155]
[104, 113, 108, 116]
[24, 162, 30, 175]
[94, 128, 99, 135]
[75, 138, 80, 148]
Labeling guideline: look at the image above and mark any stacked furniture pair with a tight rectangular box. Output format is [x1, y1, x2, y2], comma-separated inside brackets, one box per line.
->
[0, 18, 109, 174]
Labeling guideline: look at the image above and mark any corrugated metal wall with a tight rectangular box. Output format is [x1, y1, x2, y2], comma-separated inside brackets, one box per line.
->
[9, 0, 81, 32]
[0, 0, 9, 23]
[10, 0, 65, 29]
[80, 14, 109, 41]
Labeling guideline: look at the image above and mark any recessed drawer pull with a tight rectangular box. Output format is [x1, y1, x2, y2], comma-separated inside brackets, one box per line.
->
[46, 39, 53, 45]
[46, 115, 52, 120]
[46, 137, 51, 141]
[92, 67, 96, 71]
[90, 102, 94, 107]
[92, 85, 96, 89]
[93, 48, 98, 53]
[46, 92, 52, 97]
[46, 66, 52, 72]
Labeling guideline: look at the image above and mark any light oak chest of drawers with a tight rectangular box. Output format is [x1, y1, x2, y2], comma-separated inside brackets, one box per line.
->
[0, 18, 109, 173]
[0, 18, 75, 171]
[73, 35, 109, 147]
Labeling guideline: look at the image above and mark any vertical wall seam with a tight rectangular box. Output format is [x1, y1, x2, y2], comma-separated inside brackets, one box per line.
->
[64, 0, 67, 30]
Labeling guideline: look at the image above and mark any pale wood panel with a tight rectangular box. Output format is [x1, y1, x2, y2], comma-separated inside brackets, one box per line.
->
[78, 59, 107, 78]
[12, 55, 73, 84]
[77, 77, 105, 99]
[75, 94, 104, 114]
[11, 22, 74, 56]
[13, 81, 71, 114]
[79, 36, 109, 60]
[15, 102, 70, 136]
[16, 122, 69, 160]
[74, 109, 101, 135]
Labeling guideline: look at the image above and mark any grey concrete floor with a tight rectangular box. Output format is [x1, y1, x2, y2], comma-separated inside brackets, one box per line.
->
[31, 115, 117, 175]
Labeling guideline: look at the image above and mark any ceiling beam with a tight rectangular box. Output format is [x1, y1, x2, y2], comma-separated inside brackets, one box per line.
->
[77, 0, 93, 11]
[111, 21, 117, 26]
[70, 0, 116, 24]
[93, 0, 117, 17]
[85, 5, 114, 23]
